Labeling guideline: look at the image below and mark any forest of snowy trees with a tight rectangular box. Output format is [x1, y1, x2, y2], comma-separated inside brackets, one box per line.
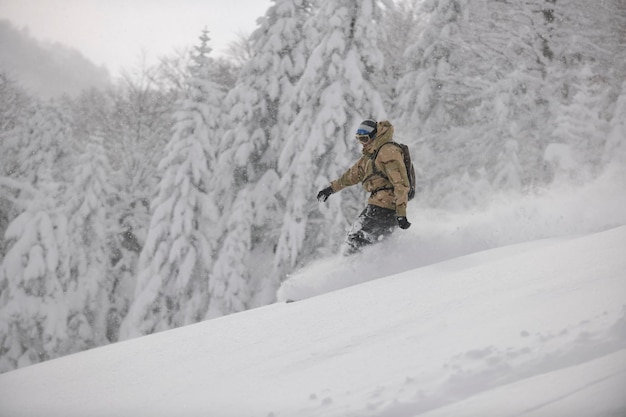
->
[1, 0, 625, 372]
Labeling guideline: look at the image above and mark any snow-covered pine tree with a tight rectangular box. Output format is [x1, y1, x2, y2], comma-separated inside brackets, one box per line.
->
[275, 0, 387, 268]
[0, 104, 74, 372]
[378, 0, 425, 115]
[103, 64, 178, 308]
[209, 0, 314, 313]
[0, 73, 33, 260]
[540, 0, 626, 182]
[9, 104, 74, 187]
[119, 31, 224, 339]
[66, 78, 175, 344]
[0, 184, 70, 372]
[469, 0, 555, 189]
[395, 0, 478, 208]
[206, 190, 253, 318]
[64, 137, 116, 346]
[0, 73, 32, 177]
[546, 69, 608, 184]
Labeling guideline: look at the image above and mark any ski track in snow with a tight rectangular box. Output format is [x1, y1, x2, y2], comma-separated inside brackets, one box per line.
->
[283, 304, 626, 417]
[276, 226, 626, 417]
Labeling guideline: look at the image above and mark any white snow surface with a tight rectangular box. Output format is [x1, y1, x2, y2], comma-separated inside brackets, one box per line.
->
[1, 220, 625, 416]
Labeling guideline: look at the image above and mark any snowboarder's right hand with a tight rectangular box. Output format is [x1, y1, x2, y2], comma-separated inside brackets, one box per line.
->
[317, 186, 334, 202]
[397, 216, 411, 229]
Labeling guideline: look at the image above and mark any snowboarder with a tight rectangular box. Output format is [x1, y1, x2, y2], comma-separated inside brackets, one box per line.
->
[317, 119, 411, 255]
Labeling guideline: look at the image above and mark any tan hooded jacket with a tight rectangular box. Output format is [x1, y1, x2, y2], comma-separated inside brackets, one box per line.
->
[330, 120, 410, 217]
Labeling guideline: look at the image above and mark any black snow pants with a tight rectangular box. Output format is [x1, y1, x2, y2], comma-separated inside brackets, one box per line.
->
[343, 204, 397, 255]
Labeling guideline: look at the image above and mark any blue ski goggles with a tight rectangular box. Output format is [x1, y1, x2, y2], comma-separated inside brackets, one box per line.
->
[355, 128, 375, 143]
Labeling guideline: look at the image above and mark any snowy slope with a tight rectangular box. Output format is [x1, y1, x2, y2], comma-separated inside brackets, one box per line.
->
[0, 226, 625, 417]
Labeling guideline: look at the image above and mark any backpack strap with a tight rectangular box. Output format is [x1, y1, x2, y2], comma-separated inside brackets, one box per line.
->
[370, 186, 395, 197]
[363, 142, 402, 196]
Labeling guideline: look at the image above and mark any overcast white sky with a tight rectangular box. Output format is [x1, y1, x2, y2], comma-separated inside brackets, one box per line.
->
[1, 0, 273, 76]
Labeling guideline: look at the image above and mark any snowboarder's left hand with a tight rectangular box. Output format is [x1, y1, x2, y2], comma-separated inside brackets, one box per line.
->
[317, 186, 334, 202]
[397, 216, 411, 229]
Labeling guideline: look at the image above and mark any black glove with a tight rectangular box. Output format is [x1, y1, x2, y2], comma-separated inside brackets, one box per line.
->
[317, 186, 334, 202]
[397, 216, 411, 229]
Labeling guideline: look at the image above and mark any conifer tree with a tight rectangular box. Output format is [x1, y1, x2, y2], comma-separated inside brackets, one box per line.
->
[120, 31, 224, 338]
[11, 104, 73, 186]
[104, 64, 177, 303]
[540, 0, 625, 181]
[0, 74, 33, 258]
[275, 0, 387, 268]
[0, 186, 70, 372]
[378, 1, 424, 115]
[206, 190, 253, 318]
[65, 137, 116, 345]
[0, 73, 32, 177]
[209, 0, 314, 312]
[0, 105, 73, 371]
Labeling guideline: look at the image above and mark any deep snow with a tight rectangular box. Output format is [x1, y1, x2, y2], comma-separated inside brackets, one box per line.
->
[0, 217, 625, 417]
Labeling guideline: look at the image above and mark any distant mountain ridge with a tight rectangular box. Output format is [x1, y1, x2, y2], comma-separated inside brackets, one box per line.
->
[0, 20, 110, 98]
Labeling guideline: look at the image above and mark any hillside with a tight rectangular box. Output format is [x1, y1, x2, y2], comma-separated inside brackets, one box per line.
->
[1, 224, 624, 417]
[0, 20, 110, 98]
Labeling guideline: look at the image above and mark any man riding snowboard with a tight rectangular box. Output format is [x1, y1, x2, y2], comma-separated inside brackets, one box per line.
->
[317, 119, 411, 255]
